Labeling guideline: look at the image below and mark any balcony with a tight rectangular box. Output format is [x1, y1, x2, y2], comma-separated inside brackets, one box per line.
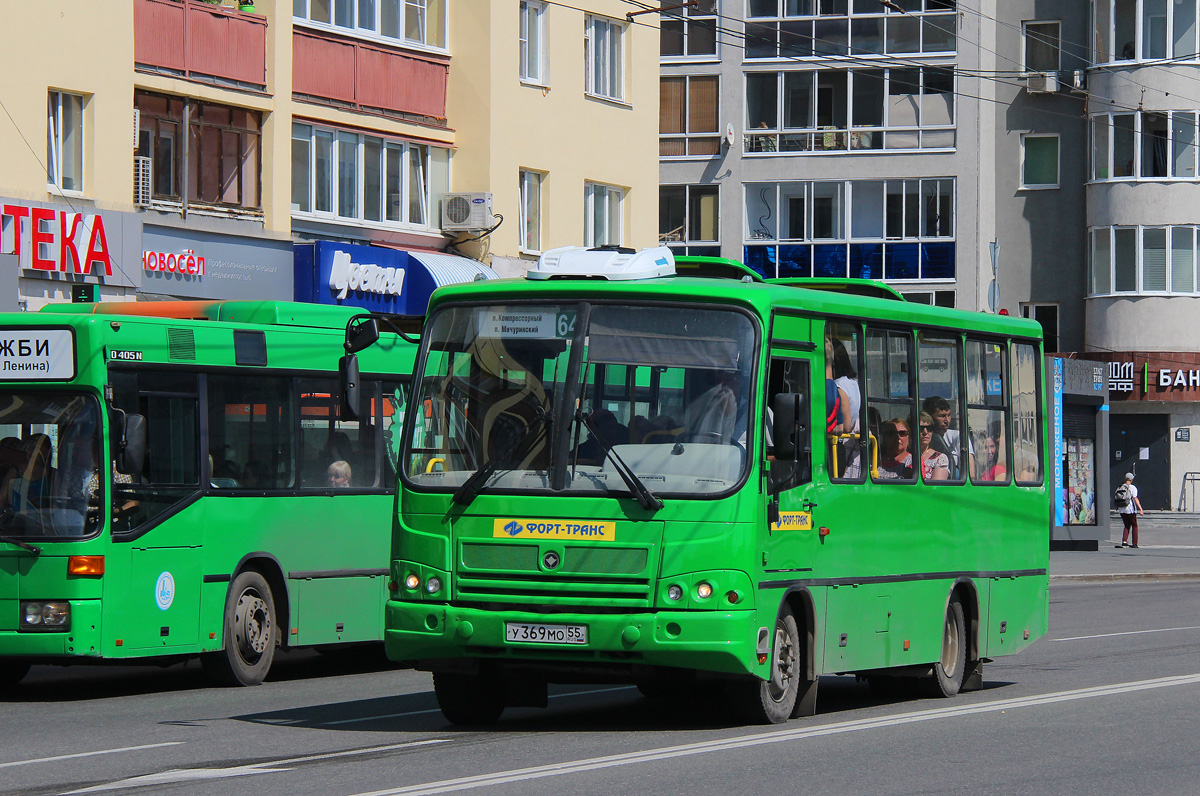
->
[134, 0, 267, 89]
[293, 29, 448, 123]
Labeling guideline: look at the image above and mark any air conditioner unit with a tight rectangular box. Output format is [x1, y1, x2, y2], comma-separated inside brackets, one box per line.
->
[1025, 72, 1060, 94]
[134, 156, 152, 207]
[132, 108, 141, 150]
[441, 192, 493, 231]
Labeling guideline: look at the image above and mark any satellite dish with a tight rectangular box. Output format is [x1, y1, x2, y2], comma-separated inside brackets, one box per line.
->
[725, 123, 736, 147]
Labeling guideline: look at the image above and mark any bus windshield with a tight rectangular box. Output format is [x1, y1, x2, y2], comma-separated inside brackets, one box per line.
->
[405, 302, 756, 498]
[0, 392, 103, 539]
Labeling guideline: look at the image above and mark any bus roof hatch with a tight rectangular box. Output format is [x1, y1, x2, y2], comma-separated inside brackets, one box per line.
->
[527, 246, 676, 281]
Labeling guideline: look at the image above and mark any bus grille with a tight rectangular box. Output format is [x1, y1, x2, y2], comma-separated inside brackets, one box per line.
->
[454, 573, 651, 608]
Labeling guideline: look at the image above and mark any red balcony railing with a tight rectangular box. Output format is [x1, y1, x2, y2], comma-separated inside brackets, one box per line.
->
[134, 0, 267, 88]
[293, 29, 448, 122]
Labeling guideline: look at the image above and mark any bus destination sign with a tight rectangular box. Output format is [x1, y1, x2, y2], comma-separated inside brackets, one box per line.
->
[0, 329, 74, 380]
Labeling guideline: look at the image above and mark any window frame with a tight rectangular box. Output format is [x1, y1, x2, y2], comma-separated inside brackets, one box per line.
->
[660, 74, 722, 159]
[585, 181, 625, 247]
[1022, 20, 1062, 72]
[660, 0, 720, 61]
[585, 14, 626, 102]
[1020, 133, 1061, 190]
[1089, 224, 1200, 296]
[519, 1, 549, 86]
[47, 90, 85, 195]
[660, 183, 721, 248]
[1095, 0, 1200, 63]
[292, 0, 448, 53]
[519, 168, 544, 254]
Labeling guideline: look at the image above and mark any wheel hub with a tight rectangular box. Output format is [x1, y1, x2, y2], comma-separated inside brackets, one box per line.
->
[234, 591, 271, 657]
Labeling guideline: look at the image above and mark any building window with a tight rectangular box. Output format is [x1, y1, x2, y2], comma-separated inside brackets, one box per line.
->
[293, 0, 446, 50]
[585, 182, 623, 246]
[136, 92, 261, 211]
[901, 290, 955, 308]
[292, 121, 450, 229]
[1020, 303, 1059, 352]
[660, 184, 719, 252]
[519, 2, 548, 85]
[744, 67, 954, 155]
[745, 178, 953, 280]
[1094, 0, 1198, 62]
[1023, 21, 1061, 71]
[661, 0, 717, 58]
[1021, 134, 1060, 189]
[1090, 225, 1200, 295]
[660, 76, 720, 157]
[744, 1, 955, 59]
[1090, 110, 1199, 181]
[47, 91, 84, 193]
[585, 15, 625, 101]
[519, 169, 543, 253]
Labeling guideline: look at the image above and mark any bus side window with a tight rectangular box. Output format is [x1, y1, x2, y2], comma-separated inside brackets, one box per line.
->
[865, 327, 915, 482]
[766, 357, 811, 491]
[828, 321, 864, 482]
[965, 340, 1010, 483]
[917, 332, 964, 483]
[208, 374, 295, 490]
[1010, 343, 1043, 484]
[298, 378, 377, 489]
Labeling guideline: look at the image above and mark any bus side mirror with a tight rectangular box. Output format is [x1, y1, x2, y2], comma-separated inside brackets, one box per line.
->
[340, 354, 361, 420]
[345, 318, 380, 354]
[772, 392, 806, 461]
[117, 414, 146, 476]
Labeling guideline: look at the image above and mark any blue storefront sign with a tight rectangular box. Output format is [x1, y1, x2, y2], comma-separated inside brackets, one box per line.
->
[294, 241, 497, 315]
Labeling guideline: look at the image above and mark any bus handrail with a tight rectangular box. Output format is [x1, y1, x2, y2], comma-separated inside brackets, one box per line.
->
[827, 432, 879, 479]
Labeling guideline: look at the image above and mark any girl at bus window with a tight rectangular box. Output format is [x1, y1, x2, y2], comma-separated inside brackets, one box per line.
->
[831, 338, 861, 477]
[917, 412, 950, 481]
[977, 421, 1008, 482]
[876, 418, 914, 480]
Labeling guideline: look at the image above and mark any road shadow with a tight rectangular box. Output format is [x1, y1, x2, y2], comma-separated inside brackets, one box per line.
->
[0, 645, 404, 703]
[231, 673, 1019, 734]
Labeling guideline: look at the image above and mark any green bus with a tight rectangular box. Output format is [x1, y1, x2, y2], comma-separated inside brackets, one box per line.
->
[0, 300, 415, 688]
[383, 246, 1050, 725]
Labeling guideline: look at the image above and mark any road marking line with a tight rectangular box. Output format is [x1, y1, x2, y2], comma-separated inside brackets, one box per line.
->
[322, 686, 632, 726]
[60, 740, 451, 795]
[0, 743, 184, 770]
[345, 674, 1200, 796]
[1053, 625, 1200, 642]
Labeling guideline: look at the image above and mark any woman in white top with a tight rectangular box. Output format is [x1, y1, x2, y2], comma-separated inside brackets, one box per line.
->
[831, 338, 862, 477]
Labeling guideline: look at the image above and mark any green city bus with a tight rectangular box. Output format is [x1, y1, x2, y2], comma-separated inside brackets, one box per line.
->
[0, 300, 415, 688]
[383, 246, 1050, 725]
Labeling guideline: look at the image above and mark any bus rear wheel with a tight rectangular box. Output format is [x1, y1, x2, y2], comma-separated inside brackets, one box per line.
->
[202, 571, 276, 687]
[433, 671, 506, 725]
[734, 605, 800, 724]
[927, 595, 966, 697]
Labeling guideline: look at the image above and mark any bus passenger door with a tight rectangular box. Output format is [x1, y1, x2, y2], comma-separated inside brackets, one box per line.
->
[762, 353, 819, 574]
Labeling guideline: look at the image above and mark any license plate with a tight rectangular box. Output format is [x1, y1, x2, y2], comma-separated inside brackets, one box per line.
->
[505, 622, 588, 645]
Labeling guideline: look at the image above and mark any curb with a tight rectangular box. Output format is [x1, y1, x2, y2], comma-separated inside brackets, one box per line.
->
[1052, 573, 1200, 583]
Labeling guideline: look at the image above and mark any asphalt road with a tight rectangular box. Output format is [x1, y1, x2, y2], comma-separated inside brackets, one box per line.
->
[4, 576, 1200, 796]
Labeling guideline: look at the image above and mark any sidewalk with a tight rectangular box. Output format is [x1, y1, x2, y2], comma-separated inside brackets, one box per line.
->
[1051, 513, 1200, 582]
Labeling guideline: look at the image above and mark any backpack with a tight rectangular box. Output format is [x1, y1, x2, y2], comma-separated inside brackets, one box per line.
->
[1114, 483, 1132, 508]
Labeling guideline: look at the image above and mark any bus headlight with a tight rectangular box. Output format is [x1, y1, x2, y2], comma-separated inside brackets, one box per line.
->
[696, 582, 714, 600]
[405, 574, 421, 591]
[425, 577, 442, 595]
[666, 585, 683, 601]
[20, 601, 70, 630]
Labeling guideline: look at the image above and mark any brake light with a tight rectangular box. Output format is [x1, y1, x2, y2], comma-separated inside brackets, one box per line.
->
[68, 556, 105, 576]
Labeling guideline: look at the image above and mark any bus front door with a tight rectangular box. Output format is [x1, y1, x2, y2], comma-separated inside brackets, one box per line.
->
[762, 353, 819, 574]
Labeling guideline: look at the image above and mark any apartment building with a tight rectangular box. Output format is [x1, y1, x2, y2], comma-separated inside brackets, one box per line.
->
[1, 0, 659, 312]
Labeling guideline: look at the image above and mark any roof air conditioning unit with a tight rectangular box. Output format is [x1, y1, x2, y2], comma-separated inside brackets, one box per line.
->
[134, 156, 152, 207]
[441, 192, 493, 231]
[1026, 72, 1059, 94]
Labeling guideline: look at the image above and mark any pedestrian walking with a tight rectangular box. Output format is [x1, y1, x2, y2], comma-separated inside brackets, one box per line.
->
[1115, 472, 1144, 548]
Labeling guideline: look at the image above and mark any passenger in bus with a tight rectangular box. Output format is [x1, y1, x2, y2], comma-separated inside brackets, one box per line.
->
[5, 434, 55, 511]
[922, 396, 962, 478]
[823, 336, 850, 436]
[572, 409, 629, 464]
[977, 421, 1008, 481]
[328, 460, 352, 488]
[0, 437, 26, 507]
[917, 412, 950, 481]
[876, 418, 914, 479]
[831, 338, 861, 477]
[684, 370, 738, 444]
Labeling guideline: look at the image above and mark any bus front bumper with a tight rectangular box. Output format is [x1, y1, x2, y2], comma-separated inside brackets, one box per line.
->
[0, 599, 102, 658]
[385, 600, 763, 678]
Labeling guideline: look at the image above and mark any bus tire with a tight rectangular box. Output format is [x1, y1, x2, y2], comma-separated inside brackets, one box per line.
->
[0, 661, 30, 688]
[201, 571, 276, 687]
[433, 671, 506, 725]
[733, 604, 800, 724]
[927, 595, 967, 698]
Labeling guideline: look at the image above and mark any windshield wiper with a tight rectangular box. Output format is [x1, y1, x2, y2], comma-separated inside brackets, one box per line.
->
[453, 407, 551, 507]
[579, 410, 663, 512]
[0, 531, 41, 557]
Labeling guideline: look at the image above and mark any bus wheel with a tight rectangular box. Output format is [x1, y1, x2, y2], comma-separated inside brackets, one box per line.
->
[202, 571, 276, 687]
[927, 595, 967, 697]
[734, 605, 800, 724]
[0, 661, 30, 688]
[433, 671, 505, 725]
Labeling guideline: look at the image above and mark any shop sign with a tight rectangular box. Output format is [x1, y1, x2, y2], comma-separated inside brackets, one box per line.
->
[1, 203, 112, 276]
[1108, 361, 1134, 392]
[327, 248, 405, 300]
[143, 249, 206, 276]
[1158, 368, 1200, 389]
[1177, 428, 1191, 443]
[141, 226, 292, 300]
